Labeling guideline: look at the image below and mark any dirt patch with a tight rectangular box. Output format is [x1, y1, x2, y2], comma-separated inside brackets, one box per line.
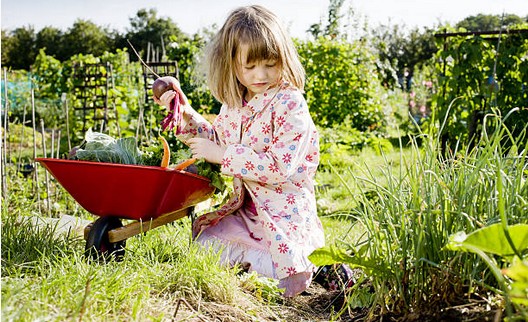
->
[279, 283, 368, 321]
[173, 283, 368, 322]
[174, 282, 502, 322]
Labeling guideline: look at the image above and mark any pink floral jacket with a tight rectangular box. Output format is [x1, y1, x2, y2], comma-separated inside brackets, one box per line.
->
[177, 81, 325, 279]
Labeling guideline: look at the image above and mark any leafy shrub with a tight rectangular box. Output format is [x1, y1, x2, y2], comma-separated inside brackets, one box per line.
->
[297, 36, 386, 131]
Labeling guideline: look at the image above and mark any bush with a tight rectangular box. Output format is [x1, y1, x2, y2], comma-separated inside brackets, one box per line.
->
[297, 36, 387, 131]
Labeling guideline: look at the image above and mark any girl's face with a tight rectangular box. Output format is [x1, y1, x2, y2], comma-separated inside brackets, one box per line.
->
[235, 44, 281, 101]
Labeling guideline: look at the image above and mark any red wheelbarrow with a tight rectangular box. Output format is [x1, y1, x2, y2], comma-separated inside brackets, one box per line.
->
[36, 158, 215, 260]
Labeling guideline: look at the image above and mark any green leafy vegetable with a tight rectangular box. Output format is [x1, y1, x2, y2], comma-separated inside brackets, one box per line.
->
[71, 129, 142, 164]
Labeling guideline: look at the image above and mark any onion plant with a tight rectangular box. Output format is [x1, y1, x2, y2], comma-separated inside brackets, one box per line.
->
[310, 108, 527, 319]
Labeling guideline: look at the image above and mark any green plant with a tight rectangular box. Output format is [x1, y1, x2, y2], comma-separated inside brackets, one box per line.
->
[297, 36, 386, 131]
[239, 272, 284, 304]
[310, 109, 527, 318]
[445, 223, 528, 319]
[8, 49, 148, 151]
[432, 24, 528, 151]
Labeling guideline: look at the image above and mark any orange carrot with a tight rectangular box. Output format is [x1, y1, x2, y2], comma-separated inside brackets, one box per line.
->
[159, 136, 170, 168]
[174, 158, 197, 171]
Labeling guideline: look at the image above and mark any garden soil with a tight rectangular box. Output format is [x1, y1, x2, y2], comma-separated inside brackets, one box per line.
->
[169, 281, 501, 321]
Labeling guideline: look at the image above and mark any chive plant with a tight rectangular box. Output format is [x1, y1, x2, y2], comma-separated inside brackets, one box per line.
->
[311, 109, 527, 317]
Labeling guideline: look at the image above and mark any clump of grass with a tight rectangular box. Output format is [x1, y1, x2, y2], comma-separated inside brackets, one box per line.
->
[1, 209, 283, 321]
[127, 220, 241, 304]
[316, 144, 411, 216]
[1, 212, 83, 276]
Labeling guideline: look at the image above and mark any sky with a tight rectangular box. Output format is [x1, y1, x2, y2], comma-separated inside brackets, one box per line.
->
[2, 0, 528, 39]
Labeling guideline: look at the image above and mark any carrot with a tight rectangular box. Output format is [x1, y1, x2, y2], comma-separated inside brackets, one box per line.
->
[174, 158, 197, 171]
[159, 136, 170, 168]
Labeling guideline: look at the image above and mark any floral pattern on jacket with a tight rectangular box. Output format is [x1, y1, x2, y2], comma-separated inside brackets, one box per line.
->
[177, 81, 324, 279]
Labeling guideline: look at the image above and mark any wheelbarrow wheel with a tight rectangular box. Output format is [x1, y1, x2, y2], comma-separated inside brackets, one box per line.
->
[85, 217, 126, 261]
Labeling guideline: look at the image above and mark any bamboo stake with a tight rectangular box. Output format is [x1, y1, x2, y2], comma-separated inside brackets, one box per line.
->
[63, 93, 71, 151]
[56, 129, 61, 158]
[41, 119, 51, 215]
[135, 105, 143, 141]
[109, 63, 121, 138]
[161, 35, 166, 60]
[17, 96, 27, 173]
[31, 88, 40, 211]
[142, 109, 150, 143]
[1, 68, 8, 198]
[55, 129, 61, 203]
[146, 42, 151, 63]
[2, 69, 9, 164]
[51, 129, 55, 160]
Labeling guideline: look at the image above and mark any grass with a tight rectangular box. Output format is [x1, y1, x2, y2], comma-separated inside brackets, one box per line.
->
[315, 142, 412, 216]
[1, 212, 278, 321]
[2, 111, 526, 321]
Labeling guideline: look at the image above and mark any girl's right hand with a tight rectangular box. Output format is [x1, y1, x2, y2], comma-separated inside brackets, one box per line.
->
[153, 81, 192, 114]
[156, 90, 177, 110]
[154, 80, 196, 132]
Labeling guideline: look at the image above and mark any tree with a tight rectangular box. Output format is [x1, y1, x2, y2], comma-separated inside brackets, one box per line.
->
[371, 24, 437, 89]
[121, 8, 187, 61]
[297, 37, 385, 130]
[307, 0, 345, 39]
[1, 29, 12, 67]
[1, 26, 37, 70]
[59, 20, 113, 60]
[35, 27, 63, 60]
[456, 13, 525, 31]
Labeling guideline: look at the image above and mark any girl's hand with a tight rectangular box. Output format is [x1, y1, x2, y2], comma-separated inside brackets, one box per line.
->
[152, 80, 191, 111]
[155, 90, 177, 110]
[188, 138, 226, 165]
[153, 80, 195, 132]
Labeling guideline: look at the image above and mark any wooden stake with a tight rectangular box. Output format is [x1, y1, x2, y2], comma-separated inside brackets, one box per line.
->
[17, 99, 27, 172]
[31, 88, 40, 205]
[56, 129, 61, 158]
[1, 68, 8, 198]
[51, 129, 55, 160]
[62, 93, 71, 151]
[41, 119, 51, 215]
[109, 64, 121, 138]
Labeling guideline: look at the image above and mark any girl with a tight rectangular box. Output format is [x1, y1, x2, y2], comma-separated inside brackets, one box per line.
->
[155, 5, 325, 297]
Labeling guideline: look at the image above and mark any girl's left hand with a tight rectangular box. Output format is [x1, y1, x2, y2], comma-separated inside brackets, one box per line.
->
[188, 138, 226, 165]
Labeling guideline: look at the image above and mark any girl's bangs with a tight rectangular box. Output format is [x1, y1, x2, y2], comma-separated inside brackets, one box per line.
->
[238, 29, 279, 63]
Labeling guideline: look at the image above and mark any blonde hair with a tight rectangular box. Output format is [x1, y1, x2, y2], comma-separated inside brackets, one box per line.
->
[205, 5, 305, 107]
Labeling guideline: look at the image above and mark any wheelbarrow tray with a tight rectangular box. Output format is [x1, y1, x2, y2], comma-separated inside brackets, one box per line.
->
[36, 158, 215, 221]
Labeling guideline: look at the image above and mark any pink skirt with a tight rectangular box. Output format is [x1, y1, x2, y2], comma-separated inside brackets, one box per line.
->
[195, 205, 314, 297]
